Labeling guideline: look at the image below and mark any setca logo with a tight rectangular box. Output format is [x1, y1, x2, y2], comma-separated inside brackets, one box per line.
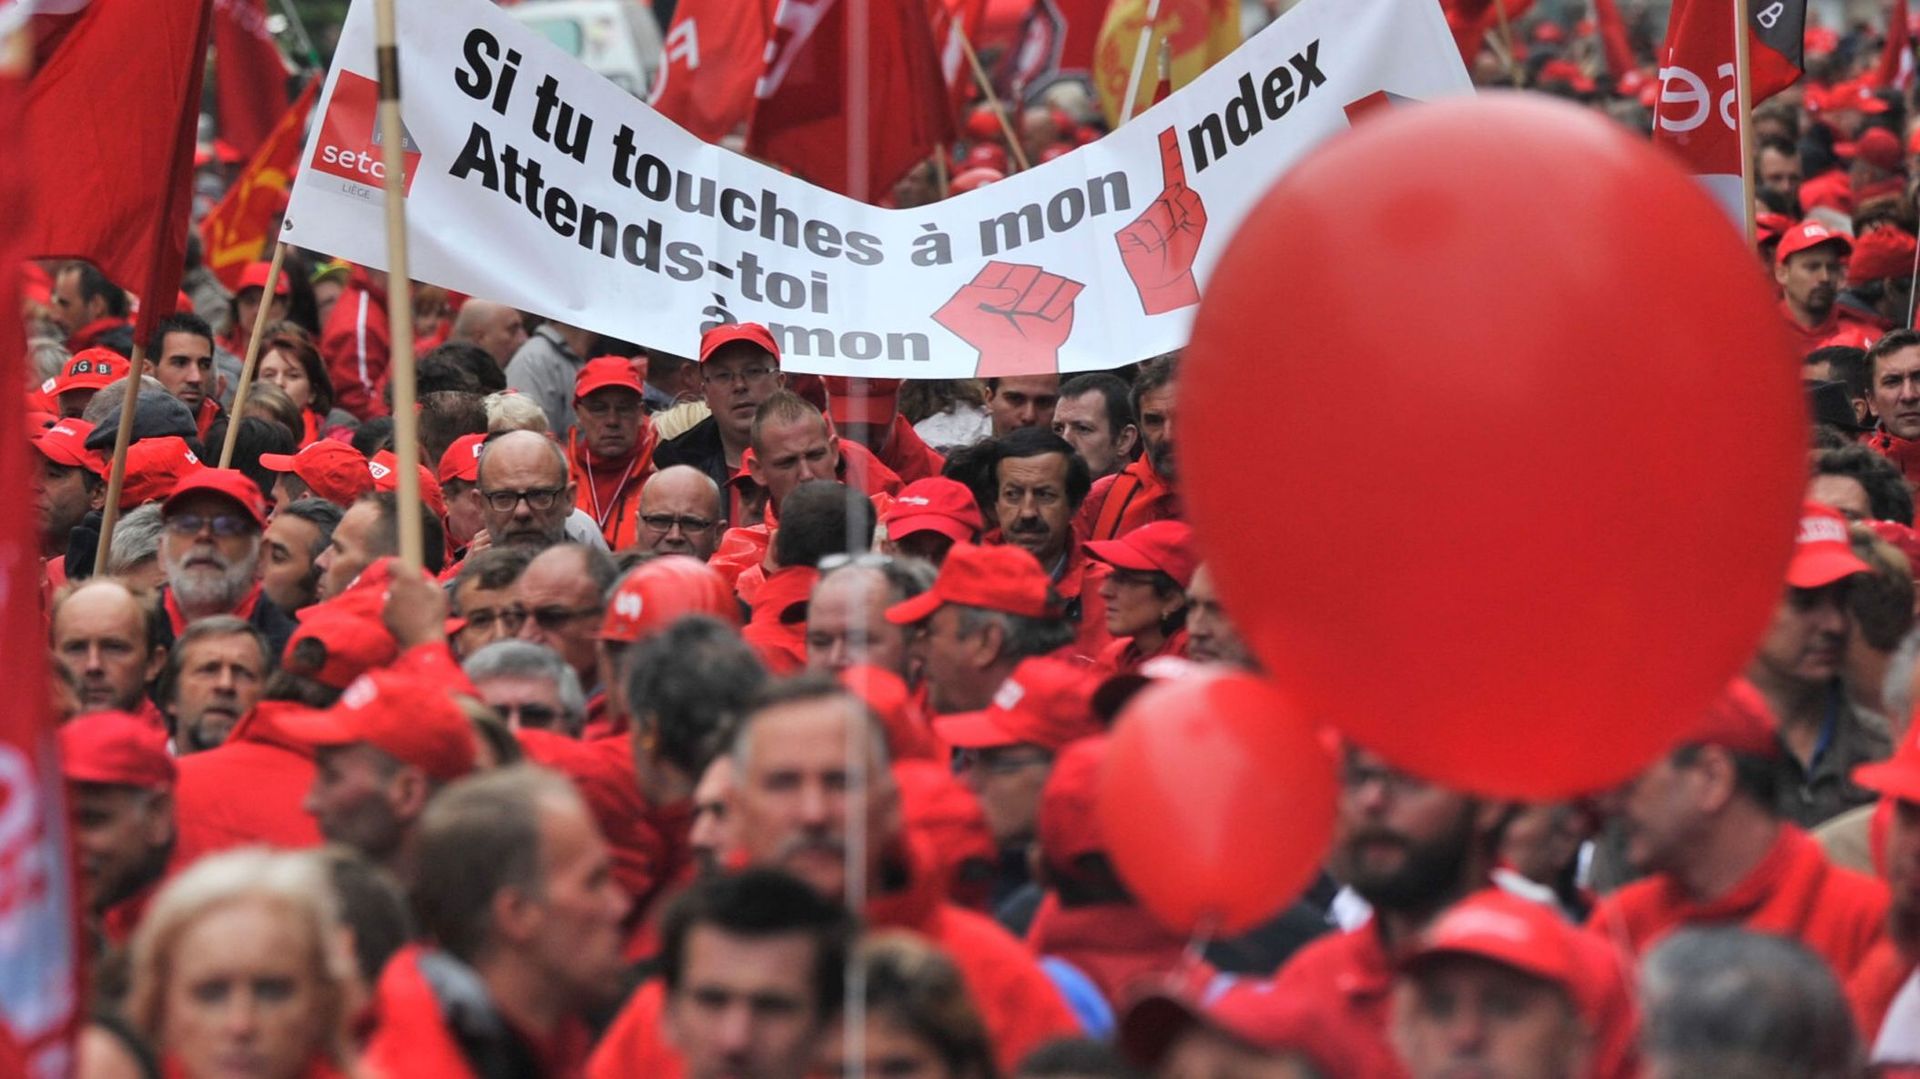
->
[311, 71, 422, 194]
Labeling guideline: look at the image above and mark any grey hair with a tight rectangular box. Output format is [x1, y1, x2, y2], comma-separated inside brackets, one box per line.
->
[461, 639, 586, 735]
[1641, 928, 1861, 1079]
[819, 555, 937, 604]
[106, 503, 168, 577]
[731, 673, 892, 777]
[27, 337, 70, 384]
[952, 603, 1075, 660]
[482, 392, 550, 435]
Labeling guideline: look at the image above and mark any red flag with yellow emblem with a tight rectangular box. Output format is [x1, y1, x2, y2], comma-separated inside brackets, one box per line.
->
[1092, 0, 1237, 127]
[201, 77, 318, 290]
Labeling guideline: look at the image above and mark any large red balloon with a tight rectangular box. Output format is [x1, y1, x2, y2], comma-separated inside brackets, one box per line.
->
[1098, 674, 1336, 934]
[1181, 94, 1806, 800]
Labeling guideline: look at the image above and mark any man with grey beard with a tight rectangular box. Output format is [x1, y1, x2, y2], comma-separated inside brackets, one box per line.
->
[154, 469, 295, 659]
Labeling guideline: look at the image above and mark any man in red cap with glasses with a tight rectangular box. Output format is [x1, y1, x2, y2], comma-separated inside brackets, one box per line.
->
[1589, 678, 1889, 982]
[155, 469, 296, 657]
[1748, 503, 1891, 828]
[60, 711, 179, 946]
[257, 439, 376, 512]
[887, 543, 1077, 715]
[1777, 221, 1855, 357]
[652, 323, 786, 521]
[569, 356, 657, 549]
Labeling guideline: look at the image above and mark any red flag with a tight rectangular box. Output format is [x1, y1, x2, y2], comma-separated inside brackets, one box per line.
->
[929, 0, 990, 111]
[1870, 0, 1912, 91]
[0, 34, 83, 1078]
[1651, 0, 1804, 216]
[650, 0, 776, 142]
[201, 78, 318, 290]
[747, 0, 955, 201]
[21, 0, 213, 342]
[1590, 0, 1636, 77]
[212, 0, 288, 160]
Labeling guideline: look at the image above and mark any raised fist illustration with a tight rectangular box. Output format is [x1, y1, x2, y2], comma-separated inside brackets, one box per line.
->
[932, 261, 1085, 377]
[1115, 126, 1206, 315]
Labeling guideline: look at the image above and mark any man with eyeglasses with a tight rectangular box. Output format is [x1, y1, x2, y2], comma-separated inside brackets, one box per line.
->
[475, 429, 582, 553]
[449, 546, 534, 659]
[634, 465, 724, 561]
[886, 543, 1076, 715]
[463, 639, 588, 736]
[568, 356, 656, 549]
[154, 468, 295, 657]
[652, 323, 785, 521]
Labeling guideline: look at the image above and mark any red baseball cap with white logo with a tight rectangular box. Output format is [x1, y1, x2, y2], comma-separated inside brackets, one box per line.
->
[370, 450, 446, 518]
[278, 669, 477, 782]
[883, 477, 985, 545]
[45, 347, 131, 398]
[1788, 502, 1871, 588]
[574, 356, 645, 402]
[598, 556, 741, 642]
[1775, 220, 1853, 267]
[33, 419, 104, 474]
[698, 322, 781, 364]
[1403, 889, 1587, 997]
[438, 433, 487, 485]
[258, 440, 377, 508]
[933, 657, 1100, 750]
[122, 437, 206, 510]
[163, 467, 270, 528]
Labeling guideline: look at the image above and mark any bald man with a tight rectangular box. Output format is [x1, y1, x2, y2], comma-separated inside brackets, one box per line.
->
[52, 580, 166, 716]
[475, 430, 579, 553]
[449, 300, 528, 371]
[635, 465, 723, 561]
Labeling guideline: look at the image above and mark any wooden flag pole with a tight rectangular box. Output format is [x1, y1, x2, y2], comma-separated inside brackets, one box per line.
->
[1117, 0, 1165, 126]
[1731, 0, 1758, 249]
[93, 343, 148, 573]
[956, 28, 1032, 171]
[372, 0, 424, 573]
[1492, 0, 1524, 87]
[932, 150, 951, 198]
[217, 241, 287, 468]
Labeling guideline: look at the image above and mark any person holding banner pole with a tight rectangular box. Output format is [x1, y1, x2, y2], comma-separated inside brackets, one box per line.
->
[217, 243, 289, 470]
[371, 0, 425, 574]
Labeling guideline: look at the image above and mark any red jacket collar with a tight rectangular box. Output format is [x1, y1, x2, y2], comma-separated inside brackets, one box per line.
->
[224, 700, 319, 758]
[68, 316, 130, 352]
[749, 565, 819, 624]
[164, 582, 263, 636]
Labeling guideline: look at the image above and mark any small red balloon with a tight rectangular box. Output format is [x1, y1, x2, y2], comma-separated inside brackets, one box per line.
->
[1098, 674, 1336, 934]
[1181, 94, 1806, 799]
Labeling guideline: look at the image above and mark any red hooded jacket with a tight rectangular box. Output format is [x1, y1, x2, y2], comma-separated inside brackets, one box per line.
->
[1586, 825, 1888, 980]
[319, 268, 391, 420]
[1074, 456, 1179, 542]
[173, 701, 324, 857]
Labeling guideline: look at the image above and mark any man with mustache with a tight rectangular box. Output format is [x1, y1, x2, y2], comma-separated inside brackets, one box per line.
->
[1077, 353, 1181, 543]
[1262, 747, 1512, 1076]
[160, 616, 267, 753]
[1776, 221, 1852, 358]
[154, 469, 295, 657]
[985, 427, 1112, 659]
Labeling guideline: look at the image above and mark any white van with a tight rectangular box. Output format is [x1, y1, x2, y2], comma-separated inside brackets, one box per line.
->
[506, 0, 665, 98]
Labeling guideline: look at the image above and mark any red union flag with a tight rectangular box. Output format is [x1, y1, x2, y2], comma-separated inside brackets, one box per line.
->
[203, 78, 319, 290]
[212, 0, 288, 159]
[309, 70, 421, 194]
[746, 0, 955, 201]
[1651, 0, 1805, 217]
[1, 27, 82, 1079]
[650, 0, 774, 142]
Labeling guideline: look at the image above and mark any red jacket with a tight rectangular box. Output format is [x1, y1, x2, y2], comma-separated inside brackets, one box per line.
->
[1026, 893, 1208, 1010]
[364, 946, 590, 1079]
[569, 428, 656, 551]
[1849, 936, 1915, 1047]
[1586, 825, 1888, 981]
[877, 415, 946, 485]
[1055, 539, 1116, 663]
[173, 701, 325, 858]
[1779, 297, 1843, 360]
[1264, 920, 1414, 1078]
[1869, 428, 1920, 489]
[740, 565, 816, 674]
[588, 841, 1078, 1078]
[1074, 456, 1179, 543]
[1096, 627, 1189, 677]
[319, 268, 391, 420]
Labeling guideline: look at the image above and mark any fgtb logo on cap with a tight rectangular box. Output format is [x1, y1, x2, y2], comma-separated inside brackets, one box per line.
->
[614, 592, 643, 620]
[312, 71, 422, 195]
[368, 460, 393, 481]
[340, 675, 379, 710]
[1799, 515, 1849, 545]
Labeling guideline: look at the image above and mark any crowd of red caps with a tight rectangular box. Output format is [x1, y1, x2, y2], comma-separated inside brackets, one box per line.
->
[35, 5, 1920, 1079]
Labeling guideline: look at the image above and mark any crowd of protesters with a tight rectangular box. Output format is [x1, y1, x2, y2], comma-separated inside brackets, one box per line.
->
[35, 4, 1920, 1078]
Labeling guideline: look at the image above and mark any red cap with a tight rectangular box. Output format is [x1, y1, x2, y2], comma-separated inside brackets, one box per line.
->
[1082, 520, 1199, 590]
[1857, 127, 1905, 171]
[163, 466, 268, 528]
[258, 440, 376, 508]
[122, 438, 205, 510]
[48, 347, 132, 398]
[1403, 889, 1588, 997]
[369, 451, 446, 518]
[1834, 80, 1892, 114]
[1038, 736, 1106, 870]
[284, 586, 400, 689]
[883, 477, 985, 545]
[951, 167, 1004, 194]
[963, 107, 1002, 141]
[821, 376, 903, 426]
[1684, 676, 1780, 756]
[841, 666, 944, 762]
[1871, 520, 1920, 580]
[1788, 502, 1872, 588]
[278, 669, 477, 782]
[598, 556, 741, 643]
[962, 142, 1010, 173]
[573, 355, 645, 402]
[438, 433, 487, 485]
[59, 711, 175, 790]
[1755, 212, 1793, 246]
[885, 543, 1057, 624]
[1856, 717, 1920, 802]
[1775, 220, 1853, 267]
[33, 419, 104, 474]
[237, 261, 291, 296]
[698, 323, 781, 364]
[1120, 978, 1374, 1075]
[933, 657, 1100, 750]
[1847, 227, 1918, 285]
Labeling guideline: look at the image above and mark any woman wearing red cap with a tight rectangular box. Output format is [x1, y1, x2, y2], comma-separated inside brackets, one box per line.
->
[1085, 521, 1199, 674]
[125, 848, 359, 1079]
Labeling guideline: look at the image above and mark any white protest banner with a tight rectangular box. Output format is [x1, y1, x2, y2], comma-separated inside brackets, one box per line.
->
[283, 0, 1470, 378]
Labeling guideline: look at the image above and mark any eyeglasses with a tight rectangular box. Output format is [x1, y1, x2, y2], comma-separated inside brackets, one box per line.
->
[529, 604, 602, 631]
[953, 747, 1053, 777]
[1107, 569, 1165, 589]
[639, 513, 717, 535]
[1340, 761, 1426, 799]
[497, 701, 562, 729]
[163, 513, 253, 538]
[460, 605, 528, 634]
[702, 366, 777, 388]
[579, 396, 644, 419]
[481, 486, 566, 513]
